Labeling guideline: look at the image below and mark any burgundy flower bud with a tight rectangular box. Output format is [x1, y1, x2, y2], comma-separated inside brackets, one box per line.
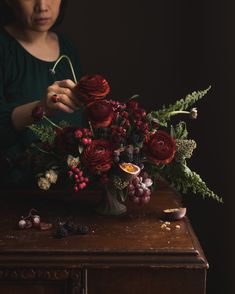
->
[31, 105, 45, 121]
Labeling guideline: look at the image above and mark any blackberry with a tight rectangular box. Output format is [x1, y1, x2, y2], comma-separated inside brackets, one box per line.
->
[54, 226, 68, 239]
[63, 221, 76, 233]
[77, 224, 89, 235]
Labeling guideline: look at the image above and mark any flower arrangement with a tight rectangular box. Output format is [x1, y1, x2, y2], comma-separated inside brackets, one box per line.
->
[29, 55, 222, 215]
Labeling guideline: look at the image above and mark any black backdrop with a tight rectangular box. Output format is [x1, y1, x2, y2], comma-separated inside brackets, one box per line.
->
[60, 1, 234, 293]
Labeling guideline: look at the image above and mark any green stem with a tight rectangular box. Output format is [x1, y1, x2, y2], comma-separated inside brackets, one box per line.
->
[43, 115, 62, 130]
[32, 144, 53, 155]
[51, 55, 77, 83]
[169, 110, 190, 117]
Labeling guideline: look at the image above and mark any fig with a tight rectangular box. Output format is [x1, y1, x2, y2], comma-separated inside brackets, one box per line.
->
[162, 207, 187, 221]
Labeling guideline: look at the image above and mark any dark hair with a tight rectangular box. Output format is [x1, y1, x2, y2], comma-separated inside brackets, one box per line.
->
[0, 0, 68, 27]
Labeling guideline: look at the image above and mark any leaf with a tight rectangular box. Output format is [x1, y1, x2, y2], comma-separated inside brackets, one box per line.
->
[118, 188, 128, 202]
[174, 121, 188, 139]
[78, 145, 84, 154]
[127, 94, 140, 102]
[170, 125, 176, 138]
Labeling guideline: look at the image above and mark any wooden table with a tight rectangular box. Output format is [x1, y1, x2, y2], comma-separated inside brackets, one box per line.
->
[0, 185, 208, 294]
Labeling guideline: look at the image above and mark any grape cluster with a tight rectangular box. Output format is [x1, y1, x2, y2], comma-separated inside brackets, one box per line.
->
[128, 173, 153, 204]
[18, 209, 41, 230]
[68, 166, 89, 192]
[126, 100, 150, 134]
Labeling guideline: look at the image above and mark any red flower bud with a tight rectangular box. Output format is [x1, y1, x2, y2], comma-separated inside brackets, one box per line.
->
[86, 100, 114, 129]
[31, 105, 45, 121]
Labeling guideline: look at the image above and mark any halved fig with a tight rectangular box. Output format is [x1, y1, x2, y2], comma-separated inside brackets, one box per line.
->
[162, 207, 187, 221]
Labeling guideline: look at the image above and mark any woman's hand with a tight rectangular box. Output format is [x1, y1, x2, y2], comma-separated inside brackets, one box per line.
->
[11, 79, 81, 131]
[43, 79, 81, 114]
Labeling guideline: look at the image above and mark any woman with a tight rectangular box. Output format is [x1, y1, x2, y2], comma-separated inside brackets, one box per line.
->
[0, 0, 84, 186]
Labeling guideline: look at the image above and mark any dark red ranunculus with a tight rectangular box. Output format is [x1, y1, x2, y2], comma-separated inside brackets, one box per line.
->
[86, 100, 114, 128]
[143, 130, 176, 165]
[81, 139, 113, 174]
[74, 75, 110, 104]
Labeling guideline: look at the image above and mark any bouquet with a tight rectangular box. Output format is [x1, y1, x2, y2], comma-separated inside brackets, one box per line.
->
[29, 55, 222, 213]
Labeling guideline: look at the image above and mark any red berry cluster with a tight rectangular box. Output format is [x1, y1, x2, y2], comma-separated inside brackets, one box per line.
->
[126, 101, 150, 134]
[108, 99, 150, 146]
[111, 125, 127, 137]
[110, 100, 126, 111]
[128, 174, 152, 205]
[74, 128, 93, 146]
[68, 165, 89, 192]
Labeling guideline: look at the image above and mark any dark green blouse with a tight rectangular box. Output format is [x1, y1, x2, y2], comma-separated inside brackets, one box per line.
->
[0, 27, 84, 186]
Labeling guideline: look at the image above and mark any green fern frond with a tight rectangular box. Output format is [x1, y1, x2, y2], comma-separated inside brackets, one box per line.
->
[187, 170, 223, 203]
[160, 161, 222, 203]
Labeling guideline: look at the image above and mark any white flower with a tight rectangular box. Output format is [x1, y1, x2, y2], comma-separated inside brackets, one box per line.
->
[67, 155, 80, 168]
[190, 107, 198, 119]
[144, 178, 153, 187]
[45, 169, 58, 184]
[38, 177, 51, 190]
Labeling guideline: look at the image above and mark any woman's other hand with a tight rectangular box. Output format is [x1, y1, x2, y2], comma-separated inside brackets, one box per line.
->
[44, 79, 81, 114]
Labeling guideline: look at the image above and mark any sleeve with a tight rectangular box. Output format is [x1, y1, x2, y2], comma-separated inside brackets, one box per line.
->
[0, 61, 20, 151]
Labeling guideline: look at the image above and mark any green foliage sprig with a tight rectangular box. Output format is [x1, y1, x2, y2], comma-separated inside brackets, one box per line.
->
[29, 124, 56, 146]
[28, 120, 70, 146]
[148, 86, 211, 126]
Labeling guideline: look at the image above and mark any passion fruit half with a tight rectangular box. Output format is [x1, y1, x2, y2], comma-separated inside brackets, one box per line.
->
[119, 162, 141, 179]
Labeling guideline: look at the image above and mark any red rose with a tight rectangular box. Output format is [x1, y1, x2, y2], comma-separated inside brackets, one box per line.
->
[143, 130, 176, 165]
[81, 139, 113, 174]
[75, 75, 110, 104]
[86, 100, 114, 128]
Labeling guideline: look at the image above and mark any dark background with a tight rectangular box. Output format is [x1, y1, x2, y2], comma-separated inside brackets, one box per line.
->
[60, 1, 234, 293]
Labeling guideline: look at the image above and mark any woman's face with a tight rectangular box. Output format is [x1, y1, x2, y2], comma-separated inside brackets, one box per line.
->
[7, 0, 62, 32]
